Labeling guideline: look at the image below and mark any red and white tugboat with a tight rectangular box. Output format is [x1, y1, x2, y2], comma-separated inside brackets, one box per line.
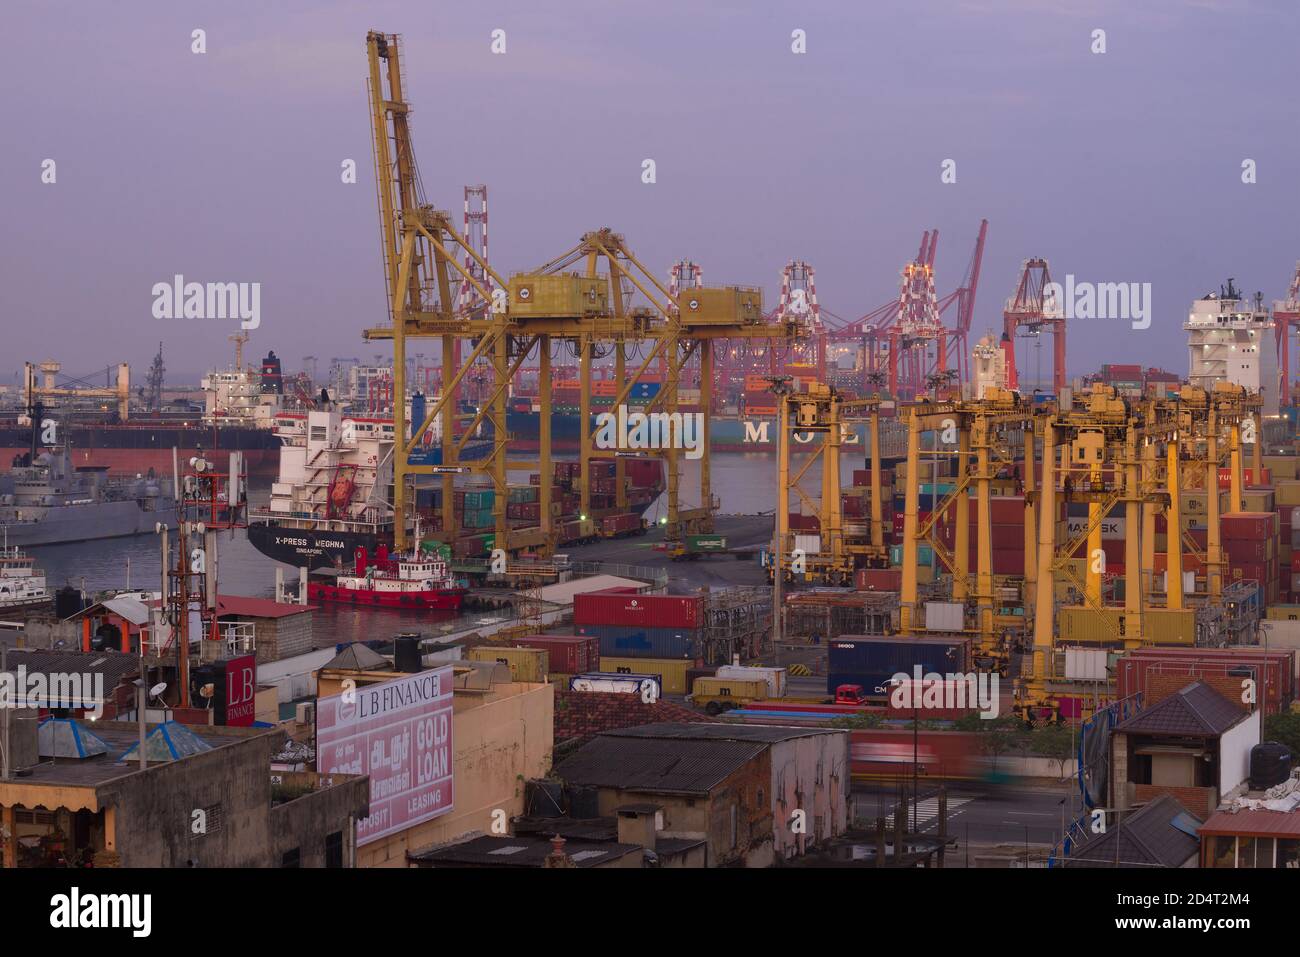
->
[308, 545, 467, 610]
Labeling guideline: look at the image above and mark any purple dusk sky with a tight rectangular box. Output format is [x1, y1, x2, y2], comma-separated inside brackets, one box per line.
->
[2, 0, 1298, 386]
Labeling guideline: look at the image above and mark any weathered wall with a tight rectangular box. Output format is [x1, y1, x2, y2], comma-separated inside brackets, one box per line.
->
[769, 731, 850, 860]
[269, 771, 370, 867]
[102, 728, 281, 867]
[254, 612, 314, 663]
[358, 681, 554, 867]
[100, 728, 364, 867]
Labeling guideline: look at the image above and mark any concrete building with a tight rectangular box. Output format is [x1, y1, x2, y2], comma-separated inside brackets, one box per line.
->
[0, 719, 368, 868]
[1109, 681, 1259, 818]
[551, 722, 849, 867]
[315, 652, 554, 868]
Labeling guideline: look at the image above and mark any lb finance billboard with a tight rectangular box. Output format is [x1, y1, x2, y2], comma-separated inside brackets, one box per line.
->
[317, 666, 454, 845]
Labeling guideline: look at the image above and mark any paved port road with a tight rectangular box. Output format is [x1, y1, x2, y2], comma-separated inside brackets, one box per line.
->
[557, 514, 775, 591]
[853, 780, 1082, 863]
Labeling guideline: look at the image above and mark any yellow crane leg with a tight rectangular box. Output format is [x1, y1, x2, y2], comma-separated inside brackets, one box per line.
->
[900, 415, 921, 633]
[1166, 436, 1184, 610]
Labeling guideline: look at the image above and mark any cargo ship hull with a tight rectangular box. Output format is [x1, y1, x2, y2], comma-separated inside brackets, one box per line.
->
[0, 421, 280, 478]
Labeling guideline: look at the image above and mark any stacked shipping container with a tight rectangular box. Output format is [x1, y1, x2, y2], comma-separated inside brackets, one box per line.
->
[573, 587, 704, 664]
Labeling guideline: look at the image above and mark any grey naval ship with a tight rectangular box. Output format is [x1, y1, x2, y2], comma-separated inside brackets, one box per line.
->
[0, 445, 177, 546]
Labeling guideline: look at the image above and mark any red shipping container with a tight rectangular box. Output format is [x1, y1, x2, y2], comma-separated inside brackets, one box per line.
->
[573, 589, 701, 629]
[1224, 539, 1269, 563]
[599, 513, 641, 535]
[989, 497, 1027, 524]
[1115, 648, 1295, 716]
[991, 549, 1025, 575]
[1221, 512, 1277, 540]
[855, 568, 902, 591]
[510, 634, 598, 674]
[1217, 467, 1271, 489]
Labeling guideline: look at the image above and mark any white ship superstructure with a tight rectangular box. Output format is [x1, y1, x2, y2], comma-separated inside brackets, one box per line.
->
[0, 544, 51, 611]
[202, 366, 281, 428]
[1186, 279, 1279, 414]
[972, 332, 1009, 399]
[259, 409, 395, 536]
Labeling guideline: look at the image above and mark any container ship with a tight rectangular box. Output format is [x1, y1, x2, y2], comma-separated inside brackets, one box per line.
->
[1, 352, 293, 479]
[247, 407, 664, 568]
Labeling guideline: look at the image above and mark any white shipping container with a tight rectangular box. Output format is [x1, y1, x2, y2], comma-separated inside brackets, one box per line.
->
[716, 665, 787, 698]
[1064, 646, 1108, 681]
[924, 601, 964, 632]
[1158, 571, 1198, 593]
[569, 673, 662, 701]
[793, 534, 822, 555]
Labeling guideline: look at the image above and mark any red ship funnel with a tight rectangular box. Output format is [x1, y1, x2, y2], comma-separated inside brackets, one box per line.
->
[354, 547, 368, 574]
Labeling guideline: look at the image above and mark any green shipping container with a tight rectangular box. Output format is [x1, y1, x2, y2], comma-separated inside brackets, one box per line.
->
[463, 490, 495, 510]
[889, 544, 935, 566]
[688, 535, 728, 552]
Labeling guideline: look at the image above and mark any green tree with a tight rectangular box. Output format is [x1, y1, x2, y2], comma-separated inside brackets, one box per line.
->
[1263, 712, 1300, 758]
[1033, 723, 1076, 781]
[829, 712, 884, 730]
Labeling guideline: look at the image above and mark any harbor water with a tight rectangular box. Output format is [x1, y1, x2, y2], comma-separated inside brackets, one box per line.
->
[24, 451, 866, 646]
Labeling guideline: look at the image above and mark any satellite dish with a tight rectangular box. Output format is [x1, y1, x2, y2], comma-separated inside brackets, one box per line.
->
[149, 682, 168, 699]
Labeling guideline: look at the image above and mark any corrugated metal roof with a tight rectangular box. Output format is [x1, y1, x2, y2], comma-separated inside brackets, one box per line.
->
[5, 648, 142, 685]
[605, 721, 841, 744]
[1199, 808, 1300, 837]
[100, 597, 151, 626]
[1115, 681, 1247, 736]
[527, 575, 649, 608]
[411, 834, 641, 868]
[321, 642, 390, 672]
[554, 735, 766, 795]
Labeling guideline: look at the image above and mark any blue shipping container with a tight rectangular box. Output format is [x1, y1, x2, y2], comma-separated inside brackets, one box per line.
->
[827, 636, 969, 695]
[574, 623, 697, 659]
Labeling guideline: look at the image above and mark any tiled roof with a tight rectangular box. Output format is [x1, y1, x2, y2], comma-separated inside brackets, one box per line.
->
[1063, 794, 1202, 868]
[1115, 681, 1247, 736]
[553, 689, 713, 745]
[554, 735, 766, 795]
